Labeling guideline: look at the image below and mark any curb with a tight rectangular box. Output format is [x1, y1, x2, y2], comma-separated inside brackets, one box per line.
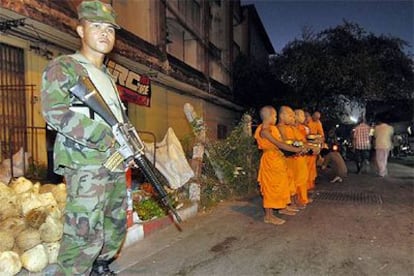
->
[122, 203, 198, 248]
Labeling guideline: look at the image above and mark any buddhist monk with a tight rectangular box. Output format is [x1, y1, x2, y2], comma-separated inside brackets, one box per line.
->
[277, 107, 297, 199]
[296, 110, 309, 137]
[278, 107, 309, 208]
[308, 111, 325, 140]
[305, 111, 325, 190]
[295, 109, 320, 203]
[254, 106, 305, 225]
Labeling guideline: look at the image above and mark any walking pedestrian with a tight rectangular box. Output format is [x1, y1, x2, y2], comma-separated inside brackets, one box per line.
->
[352, 117, 372, 173]
[41, 1, 127, 275]
[374, 118, 394, 177]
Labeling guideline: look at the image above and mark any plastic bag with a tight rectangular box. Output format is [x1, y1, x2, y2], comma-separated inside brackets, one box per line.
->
[144, 128, 194, 189]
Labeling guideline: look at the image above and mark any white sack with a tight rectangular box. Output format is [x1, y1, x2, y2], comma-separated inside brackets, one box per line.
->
[0, 147, 31, 184]
[144, 128, 194, 189]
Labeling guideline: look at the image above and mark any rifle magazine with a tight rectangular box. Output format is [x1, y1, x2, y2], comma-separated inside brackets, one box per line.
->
[104, 151, 124, 171]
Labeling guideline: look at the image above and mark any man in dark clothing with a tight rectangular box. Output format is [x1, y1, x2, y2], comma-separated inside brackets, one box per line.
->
[320, 148, 348, 183]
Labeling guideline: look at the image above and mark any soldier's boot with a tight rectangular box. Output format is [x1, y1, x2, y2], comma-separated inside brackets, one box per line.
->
[91, 260, 116, 276]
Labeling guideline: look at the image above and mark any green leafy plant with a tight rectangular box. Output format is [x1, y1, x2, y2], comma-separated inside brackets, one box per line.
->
[133, 198, 167, 221]
[200, 114, 260, 208]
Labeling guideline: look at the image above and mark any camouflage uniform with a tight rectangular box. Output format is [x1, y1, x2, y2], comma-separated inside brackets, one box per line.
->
[41, 53, 127, 275]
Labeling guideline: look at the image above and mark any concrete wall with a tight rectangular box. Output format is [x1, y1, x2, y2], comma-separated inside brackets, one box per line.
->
[113, 0, 155, 44]
[0, 0, 243, 173]
[127, 83, 240, 145]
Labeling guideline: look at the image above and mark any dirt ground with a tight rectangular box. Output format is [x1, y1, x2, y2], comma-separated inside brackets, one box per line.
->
[114, 161, 414, 276]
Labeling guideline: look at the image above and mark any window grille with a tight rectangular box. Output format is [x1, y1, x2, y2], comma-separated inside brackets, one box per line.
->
[0, 43, 26, 161]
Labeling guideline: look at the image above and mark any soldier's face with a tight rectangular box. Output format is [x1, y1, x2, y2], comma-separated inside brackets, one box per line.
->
[77, 20, 115, 55]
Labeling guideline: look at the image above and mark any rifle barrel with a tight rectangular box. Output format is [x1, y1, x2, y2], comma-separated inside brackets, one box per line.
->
[134, 154, 182, 223]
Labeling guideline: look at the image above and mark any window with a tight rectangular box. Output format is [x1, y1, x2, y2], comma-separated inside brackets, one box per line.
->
[189, 0, 200, 25]
[0, 43, 26, 161]
[177, 0, 201, 31]
[217, 124, 228, 140]
[233, 1, 242, 23]
[209, 42, 222, 60]
[233, 42, 241, 61]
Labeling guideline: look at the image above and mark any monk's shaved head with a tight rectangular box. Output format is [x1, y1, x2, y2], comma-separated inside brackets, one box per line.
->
[279, 106, 294, 125]
[295, 109, 304, 117]
[295, 109, 305, 124]
[259, 106, 275, 121]
[279, 106, 294, 115]
[312, 111, 321, 121]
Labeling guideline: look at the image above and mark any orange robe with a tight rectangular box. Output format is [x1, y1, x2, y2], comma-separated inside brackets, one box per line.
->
[306, 120, 324, 190]
[278, 123, 309, 204]
[306, 155, 317, 190]
[298, 123, 316, 190]
[307, 120, 325, 138]
[254, 124, 290, 209]
[297, 124, 308, 138]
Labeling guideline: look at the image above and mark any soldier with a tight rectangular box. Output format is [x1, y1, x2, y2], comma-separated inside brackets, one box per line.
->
[41, 1, 126, 275]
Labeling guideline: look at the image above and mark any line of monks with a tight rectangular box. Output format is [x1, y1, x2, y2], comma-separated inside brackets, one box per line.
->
[254, 106, 325, 225]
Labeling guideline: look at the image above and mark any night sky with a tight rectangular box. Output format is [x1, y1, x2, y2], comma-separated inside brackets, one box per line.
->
[242, 0, 413, 53]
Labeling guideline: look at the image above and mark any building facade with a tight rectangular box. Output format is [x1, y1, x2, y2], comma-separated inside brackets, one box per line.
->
[241, 4, 275, 64]
[0, 0, 273, 177]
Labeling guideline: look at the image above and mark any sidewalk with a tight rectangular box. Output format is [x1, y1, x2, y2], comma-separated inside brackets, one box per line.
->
[112, 160, 414, 274]
[121, 202, 199, 248]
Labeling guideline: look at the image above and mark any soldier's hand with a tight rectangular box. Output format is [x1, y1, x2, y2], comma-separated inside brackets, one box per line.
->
[125, 159, 137, 171]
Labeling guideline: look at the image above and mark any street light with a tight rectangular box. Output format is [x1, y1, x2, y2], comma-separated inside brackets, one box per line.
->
[350, 116, 358, 123]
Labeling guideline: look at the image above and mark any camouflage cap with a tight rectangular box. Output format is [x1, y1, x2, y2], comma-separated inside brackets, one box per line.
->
[77, 0, 120, 29]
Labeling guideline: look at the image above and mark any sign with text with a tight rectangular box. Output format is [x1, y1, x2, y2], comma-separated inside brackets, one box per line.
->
[106, 60, 151, 107]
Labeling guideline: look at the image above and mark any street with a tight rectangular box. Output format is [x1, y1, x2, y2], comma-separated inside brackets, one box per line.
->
[113, 161, 414, 276]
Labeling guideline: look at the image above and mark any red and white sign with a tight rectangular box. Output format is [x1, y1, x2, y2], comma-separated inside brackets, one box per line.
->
[106, 59, 151, 107]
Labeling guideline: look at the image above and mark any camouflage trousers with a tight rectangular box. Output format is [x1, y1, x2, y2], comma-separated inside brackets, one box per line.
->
[57, 166, 127, 275]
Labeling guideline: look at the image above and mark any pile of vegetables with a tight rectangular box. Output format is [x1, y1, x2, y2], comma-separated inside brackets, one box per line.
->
[132, 183, 167, 221]
[0, 177, 66, 275]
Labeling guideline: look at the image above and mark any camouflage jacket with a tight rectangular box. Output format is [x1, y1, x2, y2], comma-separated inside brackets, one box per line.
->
[41, 53, 122, 174]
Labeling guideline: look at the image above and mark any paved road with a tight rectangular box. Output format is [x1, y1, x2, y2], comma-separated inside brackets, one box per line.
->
[113, 162, 414, 276]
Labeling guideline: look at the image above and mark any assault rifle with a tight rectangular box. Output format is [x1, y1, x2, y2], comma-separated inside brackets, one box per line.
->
[69, 76, 182, 223]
